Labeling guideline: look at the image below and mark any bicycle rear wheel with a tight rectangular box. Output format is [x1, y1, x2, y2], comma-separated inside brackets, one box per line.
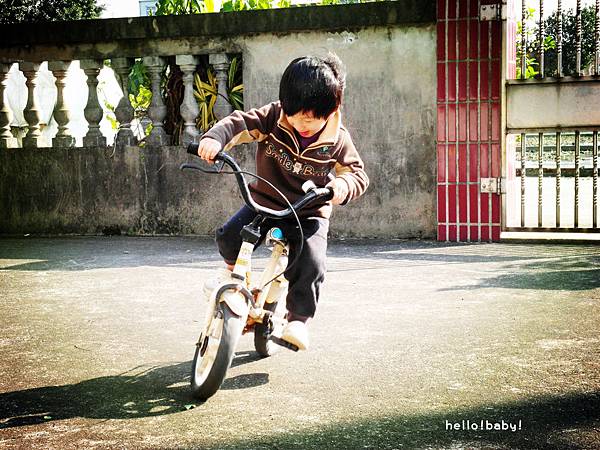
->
[254, 299, 286, 357]
[191, 303, 244, 400]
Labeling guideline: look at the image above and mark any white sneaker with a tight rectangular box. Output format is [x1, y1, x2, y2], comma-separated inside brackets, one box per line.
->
[203, 268, 233, 298]
[281, 321, 309, 350]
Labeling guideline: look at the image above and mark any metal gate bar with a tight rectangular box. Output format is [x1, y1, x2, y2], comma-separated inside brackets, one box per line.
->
[597, 1, 600, 75]
[558, 0, 563, 77]
[556, 132, 561, 228]
[575, 130, 580, 227]
[506, 130, 600, 233]
[521, 133, 526, 227]
[594, 131, 598, 228]
[521, 1, 527, 79]
[538, 131, 543, 227]
[539, 0, 545, 77]
[576, 0, 583, 76]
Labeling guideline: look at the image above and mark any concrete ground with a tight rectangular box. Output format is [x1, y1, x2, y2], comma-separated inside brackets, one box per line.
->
[0, 236, 599, 450]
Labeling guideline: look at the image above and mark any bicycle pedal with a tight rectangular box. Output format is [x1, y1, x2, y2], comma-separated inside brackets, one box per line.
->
[270, 335, 299, 352]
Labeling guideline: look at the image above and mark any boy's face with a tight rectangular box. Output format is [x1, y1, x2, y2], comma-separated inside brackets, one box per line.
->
[285, 110, 334, 138]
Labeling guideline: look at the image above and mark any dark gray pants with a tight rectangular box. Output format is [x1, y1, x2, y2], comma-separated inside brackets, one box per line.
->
[216, 205, 328, 321]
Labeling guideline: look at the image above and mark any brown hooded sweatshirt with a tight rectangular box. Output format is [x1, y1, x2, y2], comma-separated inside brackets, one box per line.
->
[202, 101, 369, 219]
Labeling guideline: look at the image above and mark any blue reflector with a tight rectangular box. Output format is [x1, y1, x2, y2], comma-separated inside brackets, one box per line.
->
[271, 227, 284, 240]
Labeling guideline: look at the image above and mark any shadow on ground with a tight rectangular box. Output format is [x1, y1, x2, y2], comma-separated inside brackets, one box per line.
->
[440, 255, 600, 292]
[212, 391, 600, 450]
[444, 268, 600, 292]
[0, 353, 267, 429]
[0, 236, 223, 272]
[3, 238, 598, 275]
[1, 357, 598, 449]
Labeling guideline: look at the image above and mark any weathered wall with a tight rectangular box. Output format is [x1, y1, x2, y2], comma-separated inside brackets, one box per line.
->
[0, 146, 255, 235]
[243, 27, 437, 237]
[0, 2, 436, 238]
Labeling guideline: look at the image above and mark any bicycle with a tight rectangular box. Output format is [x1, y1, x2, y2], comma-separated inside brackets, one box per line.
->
[181, 144, 333, 401]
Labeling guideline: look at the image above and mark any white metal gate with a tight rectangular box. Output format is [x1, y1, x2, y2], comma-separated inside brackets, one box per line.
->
[504, 0, 600, 234]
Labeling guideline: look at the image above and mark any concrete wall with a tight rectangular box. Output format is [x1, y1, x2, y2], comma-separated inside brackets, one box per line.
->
[0, 1, 437, 238]
[0, 146, 252, 235]
[242, 27, 437, 237]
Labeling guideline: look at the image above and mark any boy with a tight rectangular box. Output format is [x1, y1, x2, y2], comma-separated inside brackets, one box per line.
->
[195, 54, 368, 350]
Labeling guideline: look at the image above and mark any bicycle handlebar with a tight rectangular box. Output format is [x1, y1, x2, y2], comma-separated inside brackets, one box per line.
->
[183, 142, 333, 219]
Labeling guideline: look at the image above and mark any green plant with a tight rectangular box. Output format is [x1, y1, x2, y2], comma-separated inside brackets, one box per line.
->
[129, 85, 152, 114]
[516, 7, 542, 79]
[129, 84, 153, 139]
[194, 68, 218, 132]
[193, 56, 244, 132]
[128, 60, 151, 98]
[543, 5, 597, 76]
[103, 100, 119, 130]
[164, 60, 185, 144]
[124, 60, 154, 140]
[155, 0, 353, 13]
[153, 0, 203, 14]
[227, 57, 244, 111]
[516, 5, 596, 79]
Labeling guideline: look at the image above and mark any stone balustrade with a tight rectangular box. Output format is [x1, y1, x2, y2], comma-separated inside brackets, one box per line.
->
[0, 53, 234, 149]
[0, 2, 439, 239]
[0, 1, 430, 151]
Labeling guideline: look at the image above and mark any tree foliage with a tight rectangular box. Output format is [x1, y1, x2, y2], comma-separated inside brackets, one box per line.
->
[0, 0, 103, 24]
[543, 6, 597, 76]
[152, 0, 356, 14]
[518, 5, 598, 78]
[154, 0, 203, 14]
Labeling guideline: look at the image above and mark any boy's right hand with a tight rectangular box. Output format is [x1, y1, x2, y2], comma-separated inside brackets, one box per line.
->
[197, 137, 222, 163]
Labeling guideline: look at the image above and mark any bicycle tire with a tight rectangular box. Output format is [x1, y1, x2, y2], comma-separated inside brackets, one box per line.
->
[253, 300, 280, 357]
[190, 303, 244, 401]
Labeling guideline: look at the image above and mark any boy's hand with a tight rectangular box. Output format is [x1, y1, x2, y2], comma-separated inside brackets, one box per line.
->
[197, 138, 222, 163]
[326, 178, 349, 205]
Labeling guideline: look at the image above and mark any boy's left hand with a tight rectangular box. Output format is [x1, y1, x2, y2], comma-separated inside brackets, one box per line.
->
[326, 178, 349, 205]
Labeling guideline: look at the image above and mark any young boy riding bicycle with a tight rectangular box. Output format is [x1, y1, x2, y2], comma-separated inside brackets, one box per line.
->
[195, 54, 369, 351]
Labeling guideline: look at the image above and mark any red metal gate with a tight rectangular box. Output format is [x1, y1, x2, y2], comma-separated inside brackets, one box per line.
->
[436, 0, 506, 241]
[437, 0, 600, 241]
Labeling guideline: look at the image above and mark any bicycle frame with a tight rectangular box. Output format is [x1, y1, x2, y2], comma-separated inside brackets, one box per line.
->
[229, 217, 289, 326]
[184, 147, 333, 399]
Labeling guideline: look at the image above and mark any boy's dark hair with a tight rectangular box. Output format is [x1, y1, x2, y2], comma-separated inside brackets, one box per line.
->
[279, 54, 346, 119]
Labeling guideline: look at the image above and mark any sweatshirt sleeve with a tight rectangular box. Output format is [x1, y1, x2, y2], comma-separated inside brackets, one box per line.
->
[201, 102, 278, 151]
[333, 130, 369, 205]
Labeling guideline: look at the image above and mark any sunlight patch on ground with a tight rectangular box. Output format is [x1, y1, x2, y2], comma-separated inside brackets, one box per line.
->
[502, 232, 600, 241]
[0, 259, 47, 269]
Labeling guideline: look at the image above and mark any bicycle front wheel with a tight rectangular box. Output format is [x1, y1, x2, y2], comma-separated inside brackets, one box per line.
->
[191, 303, 244, 401]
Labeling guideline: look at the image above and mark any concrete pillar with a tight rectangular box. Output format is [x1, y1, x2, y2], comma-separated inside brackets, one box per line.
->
[112, 57, 136, 146]
[0, 63, 14, 149]
[20, 62, 42, 148]
[209, 53, 233, 120]
[81, 59, 106, 147]
[48, 60, 75, 148]
[143, 56, 169, 146]
[176, 54, 200, 146]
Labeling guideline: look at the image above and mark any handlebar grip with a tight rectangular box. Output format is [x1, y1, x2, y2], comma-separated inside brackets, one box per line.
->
[316, 187, 334, 201]
[187, 142, 199, 156]
[187, 142, 225, 162]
